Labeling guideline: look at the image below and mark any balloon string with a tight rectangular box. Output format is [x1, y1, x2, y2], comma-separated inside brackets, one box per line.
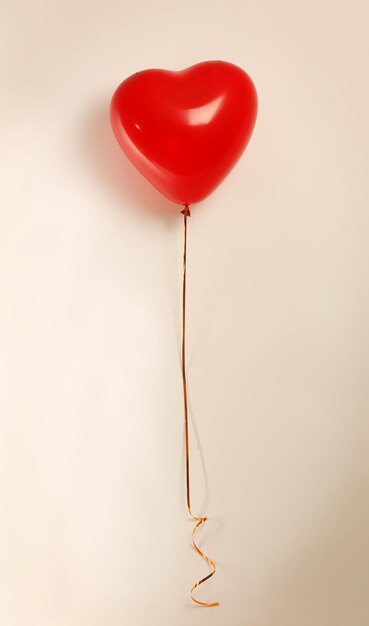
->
[180, 204, 219, 608]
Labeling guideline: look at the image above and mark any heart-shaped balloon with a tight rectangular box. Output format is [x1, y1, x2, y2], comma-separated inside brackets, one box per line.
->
[110, 61, 257, 206]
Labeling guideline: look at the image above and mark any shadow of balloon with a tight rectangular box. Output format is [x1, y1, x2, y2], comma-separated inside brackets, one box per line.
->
[81, 102, 179, 222]
[81, 101, 213, 518]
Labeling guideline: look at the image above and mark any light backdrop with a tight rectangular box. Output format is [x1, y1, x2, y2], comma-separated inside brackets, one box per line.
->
[0, 1, 368, 625]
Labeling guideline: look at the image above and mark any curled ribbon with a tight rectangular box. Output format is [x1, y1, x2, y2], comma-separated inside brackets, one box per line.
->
[180, 205, 219, 607]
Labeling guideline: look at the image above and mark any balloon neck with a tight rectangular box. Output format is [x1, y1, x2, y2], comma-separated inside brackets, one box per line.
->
[181, 205, 191, 217]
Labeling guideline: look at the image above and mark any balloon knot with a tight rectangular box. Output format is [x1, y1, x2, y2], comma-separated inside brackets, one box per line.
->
[181, 205, 191, 217]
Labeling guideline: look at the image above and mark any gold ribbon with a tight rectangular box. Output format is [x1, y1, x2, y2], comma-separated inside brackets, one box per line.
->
[180, 205, 219, 607]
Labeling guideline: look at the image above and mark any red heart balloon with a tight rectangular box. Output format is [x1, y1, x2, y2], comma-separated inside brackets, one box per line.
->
[110, 61, 257, 206]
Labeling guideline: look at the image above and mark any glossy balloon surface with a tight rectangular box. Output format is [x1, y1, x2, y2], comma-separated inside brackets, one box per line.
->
[110, 61, 257, 205]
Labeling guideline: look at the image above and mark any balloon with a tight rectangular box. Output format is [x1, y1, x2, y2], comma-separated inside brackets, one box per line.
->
[110, 60, 257, 206]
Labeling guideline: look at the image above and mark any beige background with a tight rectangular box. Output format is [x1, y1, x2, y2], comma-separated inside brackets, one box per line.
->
[1, 1, 368, 625]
